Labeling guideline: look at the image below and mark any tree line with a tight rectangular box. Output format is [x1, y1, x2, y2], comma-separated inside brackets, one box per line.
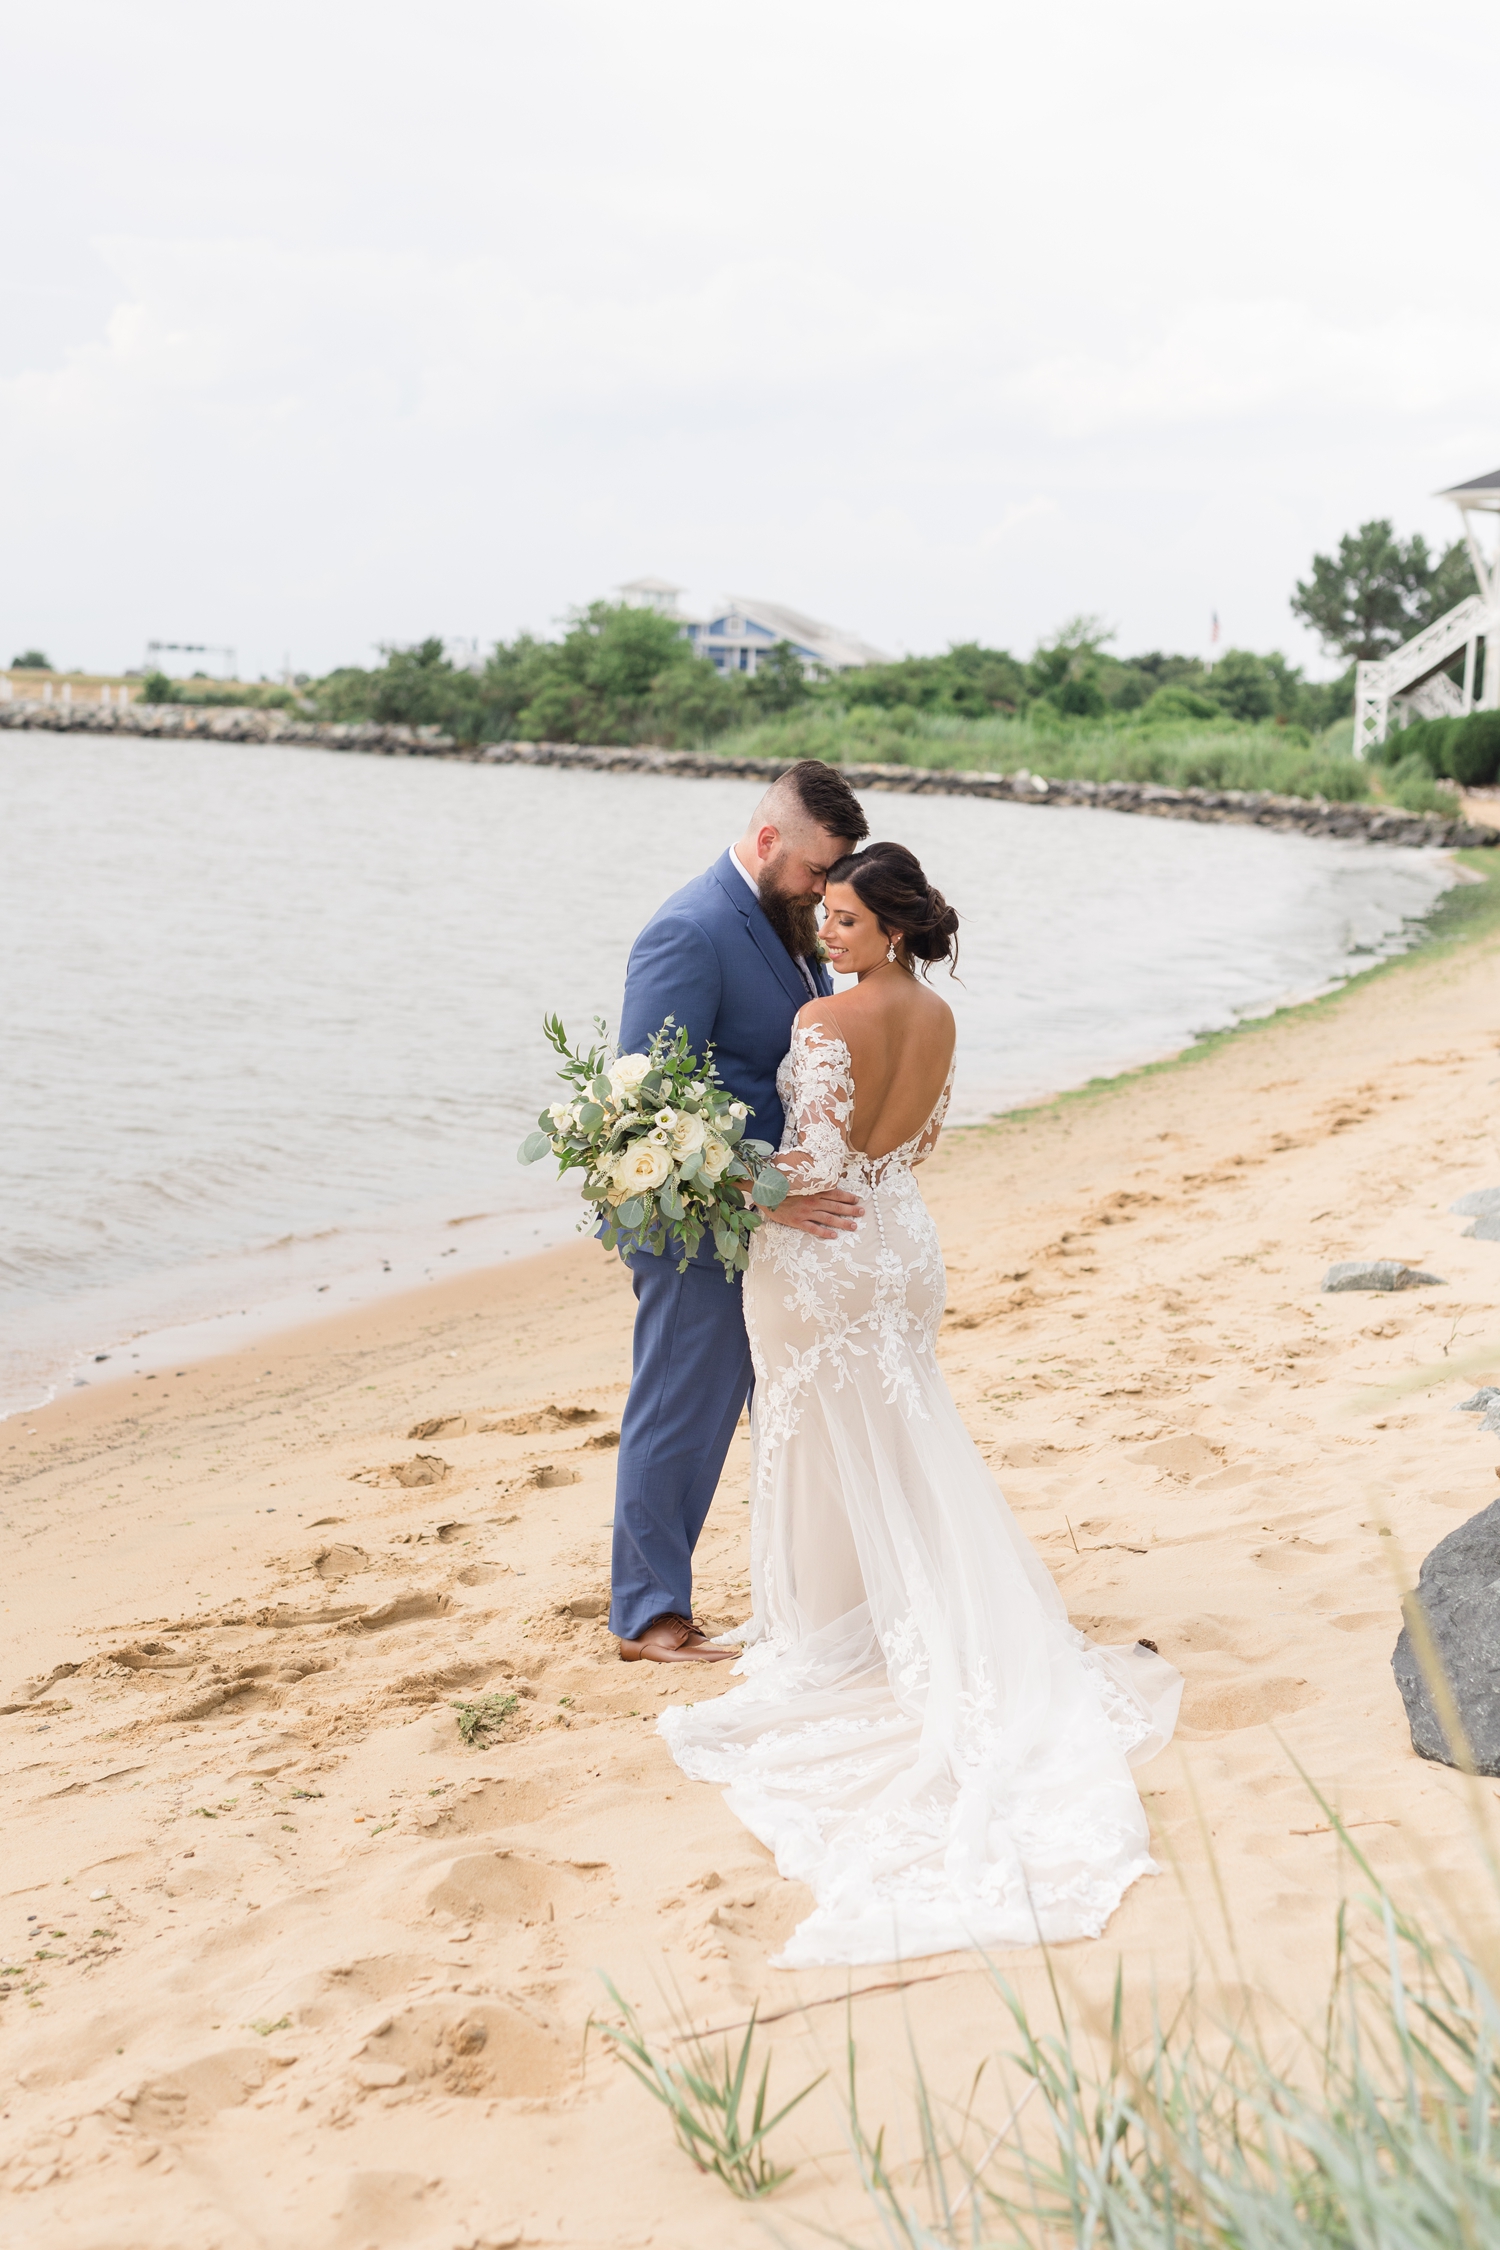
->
[285, 512, 1480, 748]
[20, 509, 1477, 753]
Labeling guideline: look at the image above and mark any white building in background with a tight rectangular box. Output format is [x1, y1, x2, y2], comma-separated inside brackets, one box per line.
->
[1353, 466, 1500, 751]
[616, 579, 888, 678]
[616, 577, 687, 617]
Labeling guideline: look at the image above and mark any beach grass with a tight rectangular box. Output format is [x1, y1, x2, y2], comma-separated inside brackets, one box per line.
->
[593, 1975, 825, 2199]
[595, 1805, 1500, 2239]
[697, 707, 1372, 805]
[834, 1815, 1500, 2245]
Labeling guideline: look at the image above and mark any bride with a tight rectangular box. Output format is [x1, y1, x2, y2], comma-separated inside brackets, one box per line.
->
[660, 840, 1181, 1968]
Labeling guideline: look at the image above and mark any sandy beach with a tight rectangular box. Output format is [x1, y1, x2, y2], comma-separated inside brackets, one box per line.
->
[4, 866, 1500, 2248]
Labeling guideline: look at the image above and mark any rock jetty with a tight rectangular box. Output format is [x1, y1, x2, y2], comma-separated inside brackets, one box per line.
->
[3, 699, 1495, 851]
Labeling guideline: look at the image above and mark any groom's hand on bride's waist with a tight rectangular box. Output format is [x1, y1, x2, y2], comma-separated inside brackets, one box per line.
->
[763, 1188, 863, 1240]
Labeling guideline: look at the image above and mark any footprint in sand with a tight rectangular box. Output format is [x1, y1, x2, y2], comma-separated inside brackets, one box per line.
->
[1180, 1675, 1319, 1734]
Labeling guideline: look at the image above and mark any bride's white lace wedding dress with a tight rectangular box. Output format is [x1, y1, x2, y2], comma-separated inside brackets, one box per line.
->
[659, 1022, 1182, 1968]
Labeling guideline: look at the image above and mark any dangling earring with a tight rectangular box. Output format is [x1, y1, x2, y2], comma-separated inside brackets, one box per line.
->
[886, 936, 899, 965]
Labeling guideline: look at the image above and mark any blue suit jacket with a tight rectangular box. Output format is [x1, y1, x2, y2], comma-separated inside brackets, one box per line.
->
[618, 848, 833, 1153]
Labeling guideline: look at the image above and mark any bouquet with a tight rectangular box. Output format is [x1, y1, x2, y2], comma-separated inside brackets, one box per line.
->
[518, 1015, 788, 1279]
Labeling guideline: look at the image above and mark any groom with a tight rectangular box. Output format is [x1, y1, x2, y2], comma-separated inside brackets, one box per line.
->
[610, 759, 869, 1662]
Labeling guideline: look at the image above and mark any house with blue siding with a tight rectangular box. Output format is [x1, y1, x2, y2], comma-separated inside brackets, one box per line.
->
[616, 580, 888, 678]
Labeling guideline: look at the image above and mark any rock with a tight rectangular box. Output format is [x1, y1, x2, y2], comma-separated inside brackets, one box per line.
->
[1322, 1260, 1446, 1293]
[1458, 1389, 1500, 1412]
[561, 1595, 607, 1618]
[1393, 1498, 1500, 1772]
[1484, 1404, 1500, 1437]
[1451, 1188, 1500, 1217]
[1464, 1215, 1500, 1241]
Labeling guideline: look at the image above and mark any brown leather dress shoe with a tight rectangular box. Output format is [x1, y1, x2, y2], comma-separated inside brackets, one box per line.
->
[618, 1613, 737, 1664]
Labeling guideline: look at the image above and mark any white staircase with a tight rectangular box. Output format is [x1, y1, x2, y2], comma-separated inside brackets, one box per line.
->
[1353, 594, 1489, 755]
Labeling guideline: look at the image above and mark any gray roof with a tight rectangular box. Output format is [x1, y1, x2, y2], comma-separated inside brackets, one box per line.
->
[719, 595, 889, 670]
[1439, 467, 1500, 507]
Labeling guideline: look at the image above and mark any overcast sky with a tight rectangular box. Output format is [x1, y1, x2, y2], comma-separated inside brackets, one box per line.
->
[4, 0, 1497, 681]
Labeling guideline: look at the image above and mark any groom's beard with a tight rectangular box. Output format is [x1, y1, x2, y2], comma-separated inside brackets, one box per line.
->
[757, 876, 820, 962]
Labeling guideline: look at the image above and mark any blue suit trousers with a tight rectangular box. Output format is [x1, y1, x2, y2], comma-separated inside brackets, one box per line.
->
[608, 1246, 754, 1642]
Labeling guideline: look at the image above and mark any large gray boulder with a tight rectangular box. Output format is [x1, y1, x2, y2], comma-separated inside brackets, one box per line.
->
[1323, 1260, 1446, 1292]
[1464, 1216, 1500, 1241]
[1393, 1499, 1500, 1772]
[1451, 1188, 1500, 1217]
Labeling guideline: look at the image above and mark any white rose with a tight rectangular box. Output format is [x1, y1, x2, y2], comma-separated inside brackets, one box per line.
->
[699, 1132, 733, 1181]
[728, 1101, 749, 1120]
[611, 1139, 672, 1200]
[607, 1053, 652, 1099]
[666, 1109, 706, 1160]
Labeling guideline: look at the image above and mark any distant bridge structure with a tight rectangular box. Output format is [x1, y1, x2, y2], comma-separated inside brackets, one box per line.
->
[146, 639, 237, 680]
[1354, 470, 1500, 754]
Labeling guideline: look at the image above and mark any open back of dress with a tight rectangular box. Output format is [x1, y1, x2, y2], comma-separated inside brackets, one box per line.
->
[660, 1023, 1181, 1968]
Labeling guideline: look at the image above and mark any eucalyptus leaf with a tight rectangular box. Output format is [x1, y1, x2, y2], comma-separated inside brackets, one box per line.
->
[617, 1196, 646, 1230]
[578, 1101, 605, 1132]
[519, 1130, 553, 1164]
[753, 1167, 789, 1208]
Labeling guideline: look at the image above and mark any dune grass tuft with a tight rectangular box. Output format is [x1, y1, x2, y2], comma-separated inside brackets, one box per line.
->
[834, 1810, 1500, 2246]
[594, 1974, 825, 2199]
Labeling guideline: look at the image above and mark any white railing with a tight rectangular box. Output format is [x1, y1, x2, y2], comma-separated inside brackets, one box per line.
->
[1354, 594, 1491, 754]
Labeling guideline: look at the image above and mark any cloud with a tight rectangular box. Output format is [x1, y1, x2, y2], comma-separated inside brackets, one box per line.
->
[3, 1, 1498, 675]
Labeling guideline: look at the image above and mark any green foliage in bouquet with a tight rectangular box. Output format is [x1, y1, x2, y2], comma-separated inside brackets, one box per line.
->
[518, 1015, 788, 1280]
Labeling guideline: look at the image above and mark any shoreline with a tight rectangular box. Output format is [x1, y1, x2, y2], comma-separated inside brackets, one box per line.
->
[5, 701, 1495, 850]
[0, 1199, 583, 1427]
[3, 880, 1500, 2240]
[10, 846, 1487, 1426]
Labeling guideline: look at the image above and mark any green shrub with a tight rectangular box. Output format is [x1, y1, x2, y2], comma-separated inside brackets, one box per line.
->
[1381, 711, 1500, 787]
[1382, 755, 1452, 815]
[1205, 648, 1276, 722]
[1138, 685, 1225, 725]
[1444, 710, 1500, 787]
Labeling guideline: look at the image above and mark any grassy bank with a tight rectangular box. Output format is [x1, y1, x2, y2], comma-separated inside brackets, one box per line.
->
[694, 705, 1397, 805]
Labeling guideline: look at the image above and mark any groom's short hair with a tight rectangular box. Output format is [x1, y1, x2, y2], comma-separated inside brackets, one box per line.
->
[765, 760, 869, 847]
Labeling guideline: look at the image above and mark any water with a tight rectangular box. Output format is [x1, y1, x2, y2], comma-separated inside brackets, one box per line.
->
[1, 732, 1453, 1414]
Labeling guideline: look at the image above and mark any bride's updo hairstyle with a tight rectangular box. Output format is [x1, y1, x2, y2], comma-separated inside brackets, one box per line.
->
[825, 840, 960, 977]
